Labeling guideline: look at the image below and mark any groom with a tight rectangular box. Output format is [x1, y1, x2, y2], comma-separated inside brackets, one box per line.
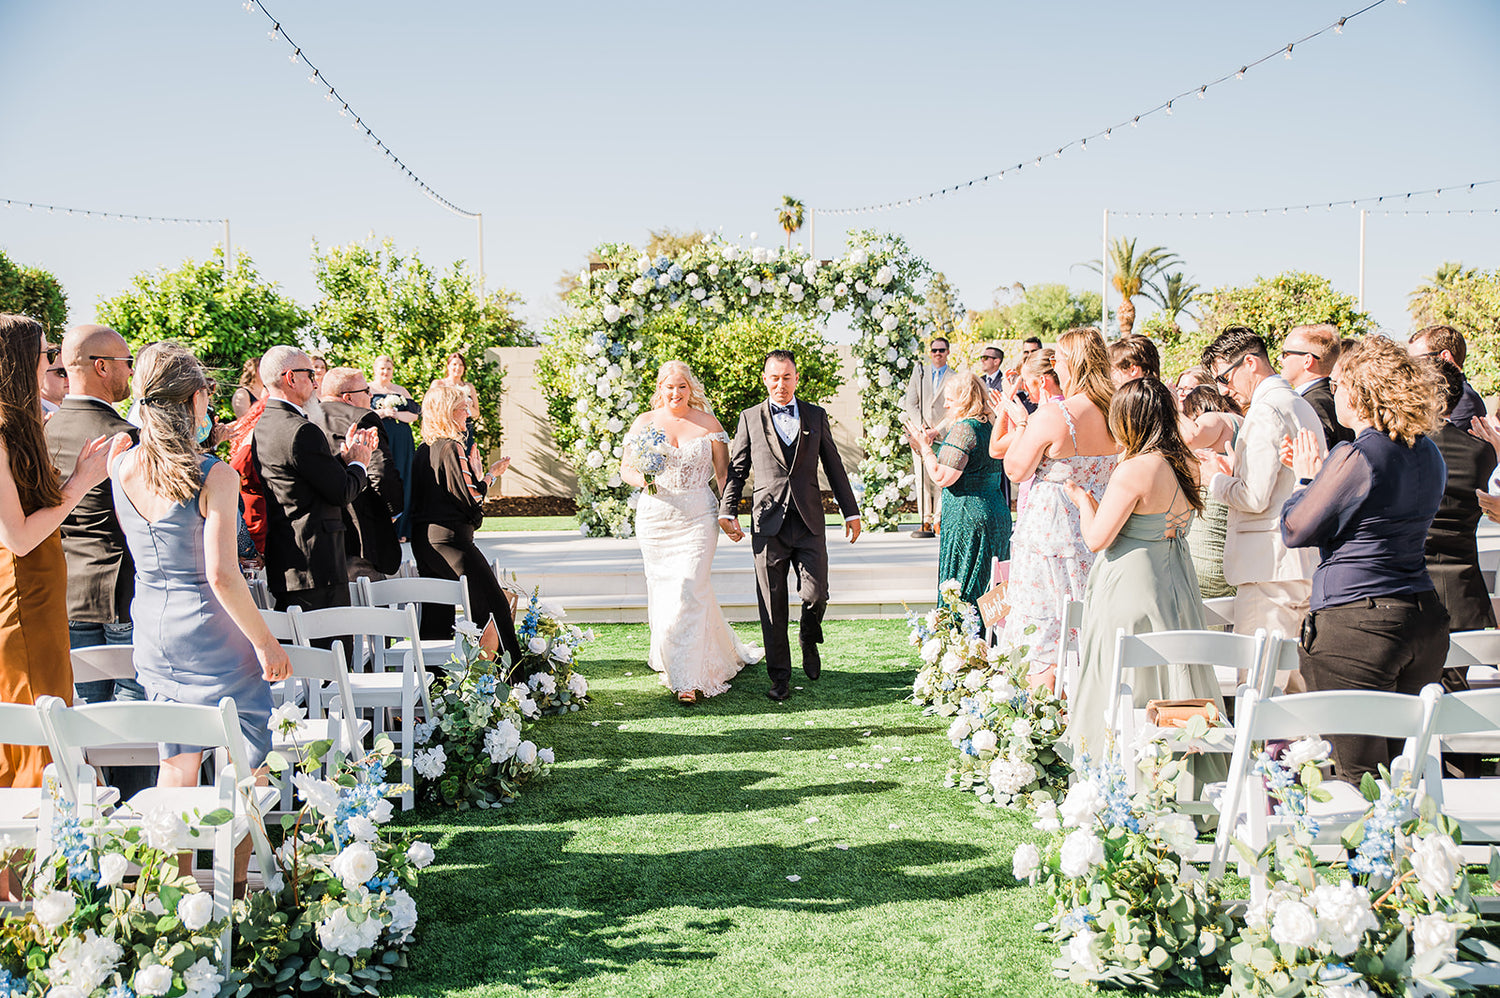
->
[720, 350, 861, 701]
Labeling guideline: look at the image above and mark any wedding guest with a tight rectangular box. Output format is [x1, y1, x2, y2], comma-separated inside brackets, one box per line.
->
[1424, 358, 1497, 635]
[1009, 337, 1044, 413]
[1063, 377, 1219, 766]
[231, 355, 263, 419]
[310, 354, 329, 386]
[1281, 323, 1353, 446]
[0, 314, 123, 790]
[39, 340, 66, 416]
[410, 383, 523, 668]
[312, 368, 404, 581]
[1003, 347, 1063, 515]
[1281, 335, 1447, 785]
[370, 354, 419, 542]
[1108, 335, 1161, 386]
[903, 336, 953, 534]
[1409, 324, 1486, 430]
[45, 325, 141, 689]
[432, 351, 479, 453]
[1173, 365, 1213, 405]
[228, 398, 270, 558]
[993, 327, 1117, 691]
[976, 345, 1005, 393]
[1200, 327, 1323, 664]
[904, 372, 1011, 605]
[1180, 386, 1242, 600]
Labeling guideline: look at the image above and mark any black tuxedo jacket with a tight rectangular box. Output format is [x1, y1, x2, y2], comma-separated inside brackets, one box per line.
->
[1300, 379, 1355, 448]
[311, 399, 403, 575]
[251, 399, 368, 595]
[44, 397, 139, 623]
[1427, 421, 1498, 631]
[719, 399, 859, 538]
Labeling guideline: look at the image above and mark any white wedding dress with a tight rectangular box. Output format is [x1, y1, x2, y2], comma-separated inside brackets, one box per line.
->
[636, 432, 761, 696]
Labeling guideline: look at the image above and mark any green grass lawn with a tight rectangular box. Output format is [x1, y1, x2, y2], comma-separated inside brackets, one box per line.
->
[385, 620, 1125, 998]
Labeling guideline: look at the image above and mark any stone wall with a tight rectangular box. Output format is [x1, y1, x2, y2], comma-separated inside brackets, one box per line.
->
[488, 345, 870, 498]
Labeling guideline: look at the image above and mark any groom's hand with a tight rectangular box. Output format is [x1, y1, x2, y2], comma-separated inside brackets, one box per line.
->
[844, 517, 861, 544]
[718, 516, 744, 542]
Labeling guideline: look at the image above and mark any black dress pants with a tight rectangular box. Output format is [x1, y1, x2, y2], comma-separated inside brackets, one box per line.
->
[412, 522, 524, 671]
[752, 507, 829, 688]
[1298, 591, 1448, 785]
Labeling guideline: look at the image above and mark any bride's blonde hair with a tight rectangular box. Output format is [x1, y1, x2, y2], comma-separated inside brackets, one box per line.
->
[650, 360, 714, 415]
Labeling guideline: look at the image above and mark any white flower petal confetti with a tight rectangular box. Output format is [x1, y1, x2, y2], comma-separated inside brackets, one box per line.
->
[591, 721, 601, 727]
[881, 757, 891, 763]
[623, 671, 632, 676]
[835, 843, 849, 851]
[805, 817, 819, 824]
[786, 874, 801, 882]
[828, 755, 838, 760]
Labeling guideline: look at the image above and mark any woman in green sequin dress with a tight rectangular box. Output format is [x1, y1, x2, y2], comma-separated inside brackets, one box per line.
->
[905, 372, 1012, 605]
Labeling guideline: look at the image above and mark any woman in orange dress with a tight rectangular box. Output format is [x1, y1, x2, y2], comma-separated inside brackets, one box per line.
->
[0, 314, 125, 789]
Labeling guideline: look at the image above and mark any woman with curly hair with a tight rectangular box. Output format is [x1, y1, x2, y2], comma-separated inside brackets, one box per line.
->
[1281, 335, 1448, 784]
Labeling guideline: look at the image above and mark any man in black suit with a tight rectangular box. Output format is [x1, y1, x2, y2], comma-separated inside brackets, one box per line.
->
[1410, 324, 1487, 431]
[45, 324, 141, 694]
[312, 367, 403, 581]
[251, 346, 374, 612]
[719, 351, 861, 701]
[1281, 323, 1354, 447]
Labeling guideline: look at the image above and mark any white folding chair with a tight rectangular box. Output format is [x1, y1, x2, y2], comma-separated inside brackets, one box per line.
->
[293, 605, 427, 809]
[1253, 635, 1300, 701]
[258, 608, 307, 707]
[358, 575, 473, 670]
[246, 574, 272, 611]
[68, 646, 158, 771]
[40, 696, 278, 967]
[1421, 689, 1500, 865]
[0, 702, 74, 876]
[1209, 685, 1444, 902]
[269, 642, 370, 814]
[1055, 598, 1084, 702]
[1446, 629, 1500, 693]
[1201, 596, 1236, 631]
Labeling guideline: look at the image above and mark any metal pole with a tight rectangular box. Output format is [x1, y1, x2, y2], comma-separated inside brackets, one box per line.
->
[1357, 209, 1367, 311]
[476, 213, 486, 300]
[1101, 208, 1110, 335]
[223, 219, 231, 270]
[809, 208, 816, 260]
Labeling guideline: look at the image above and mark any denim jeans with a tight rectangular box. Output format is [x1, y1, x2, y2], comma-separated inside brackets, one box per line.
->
[68, 621, 145, 704]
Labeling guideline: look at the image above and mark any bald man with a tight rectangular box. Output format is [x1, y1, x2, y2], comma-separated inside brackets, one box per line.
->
[44, 325, 142, 695]
[311, 366, 403, 580]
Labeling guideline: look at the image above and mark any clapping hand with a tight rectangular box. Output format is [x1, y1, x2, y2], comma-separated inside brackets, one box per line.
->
[1002, 395, 1030, 431]
[1197, 446, 1232, 482]
[1288, 428, 1323, 481]
[1471, 414, 1500, 454]
[900, 415, 927, 450]
[487, 456, 511, 480]
[1477, 490, 1500, 525]
[340, 427, 376, 466]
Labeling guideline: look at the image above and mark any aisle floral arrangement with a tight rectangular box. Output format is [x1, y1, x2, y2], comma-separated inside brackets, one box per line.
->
[413, 618, 559, 809]
[910, 582, 1069, 806]
[510, 592, 593, 715]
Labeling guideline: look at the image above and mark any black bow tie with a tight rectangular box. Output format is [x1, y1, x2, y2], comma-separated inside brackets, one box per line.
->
[770, 403, 796, 417]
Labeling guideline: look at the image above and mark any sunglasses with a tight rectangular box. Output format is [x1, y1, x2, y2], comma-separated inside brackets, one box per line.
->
[1214, 354, 1250, 385]
[1281, 349, 1320, 361]
[45, 345, 61, 363]
[89, 354, 134, 368]
[288, 368, 317, 380]
[982, 354, 1002, 361]
[929, 348, 949, 354]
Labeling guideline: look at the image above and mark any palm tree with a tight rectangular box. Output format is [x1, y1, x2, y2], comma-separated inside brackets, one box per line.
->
[777, 196, 805, 251]
[1085, 238, 1179, 337]
[1142, 270, 1202, 330]
[1408, 260, 1478, 327]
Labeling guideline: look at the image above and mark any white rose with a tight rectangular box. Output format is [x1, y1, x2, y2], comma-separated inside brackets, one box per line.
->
[801, 259, 818, 280]
[143, 807, 189, 852]
[516, 740, 539, 766]
[990, 757, 1037, 795]
[1269, 898, 1319, 950]
[1011, 718, 1033, 740]
[34, 890, 76, 930]
[1033, 800, 1061, 833]
[685, 272, 699, 286]
[406, 841, 436, 869]
[370, 797, 393, 825]
[962, 670, 986, 691]
[530, 671, 556, 694]
[182, 957, 223, 998]
[1283, 737, 1332, 768]
[567, 672, 589, 696]
[897, 356, 909, 369]
[1059, 780, 1105, 828]
[586, 450, 605, 469]
[1410, 832, 1464, 899]
[938, 650, 963, 675]
[1149, 813, 1198, 854]
[947, 717, 972, 743]
[385, 887, 419, 942]
[630, 278, 647, 295]
[1412, 913, 1462, 963]
[330, 841, 379, 890]
[1058, 828, 1105, 878]
[877, 371, 892, 388]
[528, 636, 549, 654]
[708, 263, 721, 276]
[268, 700, 305, 732]
[347, 815, 378, 842]
[539, 747, 555, 764]
[919, 638, 942, 664]
[881, 314, 899, 332]
[876, 265, 893, 286]
[316, 906, 382, 957]
[971, 730, 998, 754]
[1309, 882, 1378, 956]
[603, 280, 619, 296]
[602, 304, 622, 324]
[1066, 927, 1102, 973]
[98, 852, 129, 887]
[484, 718, 522, 763]
[178, 891, 215, 931]
[293, 773, 343, 815]
[751, 247, 769, 264]
[134, 964, 175, 997]
[1012, 842, 1040, 883]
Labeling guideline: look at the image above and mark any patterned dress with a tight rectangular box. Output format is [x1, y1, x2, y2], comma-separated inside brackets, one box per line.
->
[934, 417, 1012, 605]
[1000, 404, 1117, 673]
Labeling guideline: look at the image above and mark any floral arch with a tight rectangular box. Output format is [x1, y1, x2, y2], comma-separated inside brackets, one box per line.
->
[539, 230, 955, 537]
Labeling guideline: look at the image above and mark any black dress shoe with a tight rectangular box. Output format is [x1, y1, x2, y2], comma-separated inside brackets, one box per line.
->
[766, 684, 791, 702]
[801, 643, 821, 680]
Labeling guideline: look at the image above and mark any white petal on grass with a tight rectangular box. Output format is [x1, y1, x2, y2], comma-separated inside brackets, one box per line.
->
[805, 817, 819, 824]
[786, 874, 801, 882]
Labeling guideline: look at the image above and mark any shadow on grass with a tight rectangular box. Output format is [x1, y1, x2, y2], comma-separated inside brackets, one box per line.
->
[400, 829, 1006, 993]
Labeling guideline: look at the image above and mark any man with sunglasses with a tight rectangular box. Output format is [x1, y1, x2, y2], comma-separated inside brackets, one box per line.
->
[1199, 326, 1325, 667]
[902, 337, 953, 536]
[1280, 323, 1353, 447]
[37, 341, 67, 416]
[311, 367, 403, 582]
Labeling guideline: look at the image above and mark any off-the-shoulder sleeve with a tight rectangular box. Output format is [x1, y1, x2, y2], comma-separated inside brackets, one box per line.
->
[935, 418, 979, 475]
[709, 431, 730, 444]
[1280, 442, 1372, 549]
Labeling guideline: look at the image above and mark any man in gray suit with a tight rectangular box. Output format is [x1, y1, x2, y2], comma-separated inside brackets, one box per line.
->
[720, 351, 861, 701]
[902, 336, 952, 534]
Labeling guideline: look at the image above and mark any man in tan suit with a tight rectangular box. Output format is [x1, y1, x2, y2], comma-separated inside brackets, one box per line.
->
[1200, 327, 1325, 657]
[902, 336, 952, 534]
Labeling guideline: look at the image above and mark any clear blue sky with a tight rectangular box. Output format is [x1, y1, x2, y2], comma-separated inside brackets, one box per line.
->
[3, 1, 1497, 348]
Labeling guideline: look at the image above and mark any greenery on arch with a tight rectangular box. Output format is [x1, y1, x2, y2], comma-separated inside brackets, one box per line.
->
[538, 230, 954, 537]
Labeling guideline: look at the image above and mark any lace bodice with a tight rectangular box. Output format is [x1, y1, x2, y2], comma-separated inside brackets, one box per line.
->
[653, 432, 729, 494]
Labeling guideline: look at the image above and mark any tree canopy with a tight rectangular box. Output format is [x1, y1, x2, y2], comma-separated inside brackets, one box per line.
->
[0, 248, 69, 335]
[1408, 266, 1500, 394]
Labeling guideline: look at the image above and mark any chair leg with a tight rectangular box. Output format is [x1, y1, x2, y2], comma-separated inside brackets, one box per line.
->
[401, 681, 415, 811]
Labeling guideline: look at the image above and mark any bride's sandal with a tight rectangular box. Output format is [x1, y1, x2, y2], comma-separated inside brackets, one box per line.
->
[677, 690, 698, 704]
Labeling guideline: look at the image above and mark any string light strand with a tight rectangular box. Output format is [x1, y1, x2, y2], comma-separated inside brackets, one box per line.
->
[815, 0, 1394, 217]
[0, 198, 222, 226]
[244, 0, 479, 219]
[1111, 179, 1499, 219]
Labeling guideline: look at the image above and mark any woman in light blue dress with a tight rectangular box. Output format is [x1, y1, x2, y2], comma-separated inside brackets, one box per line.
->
[112, 343, 288, 780]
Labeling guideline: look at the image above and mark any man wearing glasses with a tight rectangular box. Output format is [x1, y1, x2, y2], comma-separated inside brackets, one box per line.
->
[902, 337, 952, 536]
[1280, 323, 1353, 447]
[977, 345, 1005, 394]
[1199, 327, 1325, 670]
[37, 341, 68, 417]
[1408, 324, 1487, 432]
[311, 367, 404, 582]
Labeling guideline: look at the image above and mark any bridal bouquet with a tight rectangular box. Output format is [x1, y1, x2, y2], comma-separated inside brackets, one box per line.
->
[513, 591, 593, 715]
[622, 424, 670, 494]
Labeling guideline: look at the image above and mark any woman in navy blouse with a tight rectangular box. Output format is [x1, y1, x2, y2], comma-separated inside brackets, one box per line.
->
[1280, 335, 1449, 784]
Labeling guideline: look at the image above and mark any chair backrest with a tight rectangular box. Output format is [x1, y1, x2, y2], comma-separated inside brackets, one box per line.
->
[260, 608, 298, 643]
[1428, 687, 1500, 737]
[69, 645, 136, 685]
[41, 696, 253, 802]
[1201, 597, 1235, 630]
[1057, 598, 1084, 699]
[283, 643, 365, 761]
[0, 702, 50, 747]
[1255, 634, 1299, 700]
[1445, 630, 1500, 671]
[294, 604, 427, 707]
[359, 575, 472, 624]
[246, 575, 272, 611]
[1107, 628, 1265, 730]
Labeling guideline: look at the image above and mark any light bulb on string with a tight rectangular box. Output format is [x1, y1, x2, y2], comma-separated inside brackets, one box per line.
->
[1197, 86, 1207, 99]
[1165, 101, 1173, 115]
[1130, 117, 1139, 127]
[1080, 138, 1087, 150]
[1054, 149, 1062, 158]
[1285, 44, 1294, 59]
[1334, 17, 1345, 33]
[1236, 66, 1247, 79]
[288, 48, 300, 63]
[267, 25, 279, 41]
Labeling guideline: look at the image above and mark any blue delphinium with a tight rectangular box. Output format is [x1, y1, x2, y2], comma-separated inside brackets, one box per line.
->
[51, 795, 98, 886]
[331, 772, 398, 846]
[518, 596, 542, 643]
[0, 970, 28, 998]
[104, 984, 134, 998]
[1008, 690, 1031, 712]
[1349, 782, 1410, 879]
[667, 264, 684, 283]
[1058, 906, 1097, 933]
[1254, 752, 1321, 839]
[475, 675, 497, 697]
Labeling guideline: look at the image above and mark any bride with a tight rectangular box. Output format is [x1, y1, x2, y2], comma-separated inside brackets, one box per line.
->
[621, 361, 761, 703]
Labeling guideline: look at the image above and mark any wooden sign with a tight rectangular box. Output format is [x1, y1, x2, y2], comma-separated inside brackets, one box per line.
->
[976, 560, 1011, 628]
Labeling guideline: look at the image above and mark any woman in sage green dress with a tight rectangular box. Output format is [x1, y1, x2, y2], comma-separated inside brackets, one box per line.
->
[1179, 385, 1243, 599]
[905, 372, 1012, 605]
[1060, 377, 1224, 774]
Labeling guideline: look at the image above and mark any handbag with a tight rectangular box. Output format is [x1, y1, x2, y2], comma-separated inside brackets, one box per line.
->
[1145, 698, 1219, 728]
